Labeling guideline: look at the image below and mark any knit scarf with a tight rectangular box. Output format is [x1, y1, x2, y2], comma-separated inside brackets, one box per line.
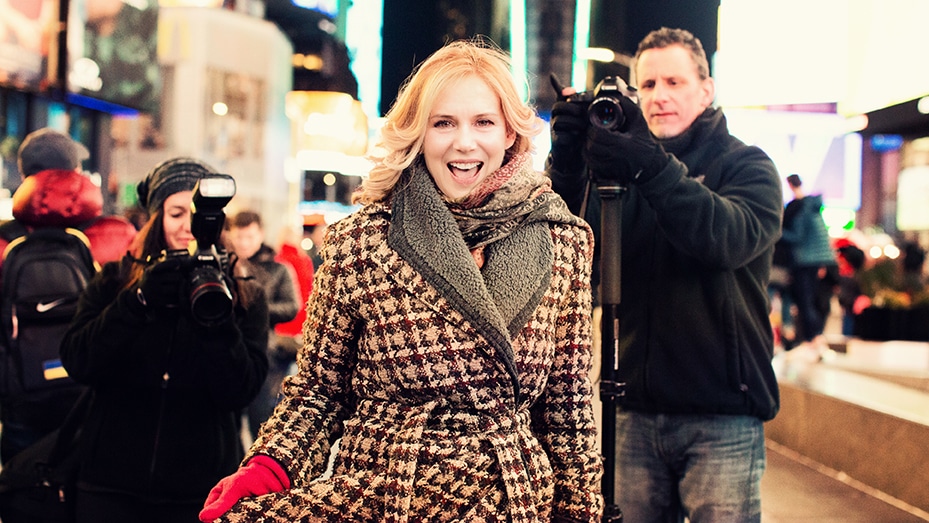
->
[388, 152, 585, 399]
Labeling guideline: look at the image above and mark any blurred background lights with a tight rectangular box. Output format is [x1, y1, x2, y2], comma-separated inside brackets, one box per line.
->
[822, 207, 856, 233]
[918, 96, 929, 115]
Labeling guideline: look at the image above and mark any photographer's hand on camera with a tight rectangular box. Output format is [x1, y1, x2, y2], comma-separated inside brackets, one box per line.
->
[137, 255, 186, 309]
[549, 99, 587, 172]
[586, 95, 670, 186]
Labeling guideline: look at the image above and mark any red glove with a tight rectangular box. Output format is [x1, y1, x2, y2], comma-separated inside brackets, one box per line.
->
[199, 455, 290, 522]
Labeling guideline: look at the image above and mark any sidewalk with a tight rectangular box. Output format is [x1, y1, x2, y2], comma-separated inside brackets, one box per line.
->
[762, 439, 929, 522]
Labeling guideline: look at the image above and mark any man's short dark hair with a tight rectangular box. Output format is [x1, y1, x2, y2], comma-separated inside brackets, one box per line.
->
[231, 210, 262, 229]
[838, 245, 865, 271]
[636, 27, 710, 81]
[786, 174, 802, 188]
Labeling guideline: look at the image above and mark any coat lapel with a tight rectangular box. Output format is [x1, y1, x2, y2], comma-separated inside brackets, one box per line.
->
[386, 166, 520, 398]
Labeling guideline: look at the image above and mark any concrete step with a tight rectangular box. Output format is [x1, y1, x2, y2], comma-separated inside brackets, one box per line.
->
[766, 343, 929, 516]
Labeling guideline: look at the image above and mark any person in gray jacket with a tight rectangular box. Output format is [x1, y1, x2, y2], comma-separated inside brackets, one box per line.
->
[228, 210, 299, 440]
[548, 27, 782, 522]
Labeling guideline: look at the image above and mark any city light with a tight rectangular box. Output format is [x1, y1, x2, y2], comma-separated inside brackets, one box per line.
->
[571, 0, 592, 90]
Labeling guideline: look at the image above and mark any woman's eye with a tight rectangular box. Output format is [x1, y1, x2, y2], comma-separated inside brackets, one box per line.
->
[433, 119, 453, 128]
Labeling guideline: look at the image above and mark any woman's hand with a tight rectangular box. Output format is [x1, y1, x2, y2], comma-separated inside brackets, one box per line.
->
[199, 455, 290, 522]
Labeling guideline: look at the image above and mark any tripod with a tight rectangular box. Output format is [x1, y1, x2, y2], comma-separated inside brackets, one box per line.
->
[596, 182, 626, 523]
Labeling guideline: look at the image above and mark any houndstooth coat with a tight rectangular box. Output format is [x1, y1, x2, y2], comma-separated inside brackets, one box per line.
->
[219, 164, 603, 523]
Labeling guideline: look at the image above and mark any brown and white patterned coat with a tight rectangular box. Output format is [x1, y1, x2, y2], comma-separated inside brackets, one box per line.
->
[220, 163, 603, 522]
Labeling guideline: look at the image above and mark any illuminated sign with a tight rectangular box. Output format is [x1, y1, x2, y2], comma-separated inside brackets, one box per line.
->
[0, 0, 58, 92]
[292, 0, 338, 17]
[66, 0, 161, 113]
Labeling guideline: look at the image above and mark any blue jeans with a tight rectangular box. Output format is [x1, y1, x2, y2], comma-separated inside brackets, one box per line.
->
[613, 411, 766, 523]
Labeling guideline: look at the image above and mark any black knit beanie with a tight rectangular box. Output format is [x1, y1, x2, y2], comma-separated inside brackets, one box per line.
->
[137, 157, 217, 215]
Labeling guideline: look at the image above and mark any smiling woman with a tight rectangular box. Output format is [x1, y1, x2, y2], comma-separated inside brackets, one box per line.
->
[353, 38, 540, 205]
[56, 157, 269, 523]
[422, 75, 516, 202]
[198, 38, 605, 523]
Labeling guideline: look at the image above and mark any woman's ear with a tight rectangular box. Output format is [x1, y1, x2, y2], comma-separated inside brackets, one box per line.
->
[505, 127, 517, 150]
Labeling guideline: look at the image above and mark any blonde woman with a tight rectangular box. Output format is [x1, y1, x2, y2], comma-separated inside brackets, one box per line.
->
[201, 39, 603, 523]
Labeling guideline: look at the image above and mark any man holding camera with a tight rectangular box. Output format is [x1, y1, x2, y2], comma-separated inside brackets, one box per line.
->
[547, 27, 782, 522]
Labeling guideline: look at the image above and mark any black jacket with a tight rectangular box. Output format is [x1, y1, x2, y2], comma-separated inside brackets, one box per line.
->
[549, 108, 783, 421]
[248, 244, 299, 327]
[60, 259, 269, 503]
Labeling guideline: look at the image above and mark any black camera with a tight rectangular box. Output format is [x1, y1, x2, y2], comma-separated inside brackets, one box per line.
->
[152, 174, 237, 327]
[554, 74, 637, 131]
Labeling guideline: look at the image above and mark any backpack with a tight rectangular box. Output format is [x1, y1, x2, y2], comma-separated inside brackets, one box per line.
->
[0, 222, 97, 398]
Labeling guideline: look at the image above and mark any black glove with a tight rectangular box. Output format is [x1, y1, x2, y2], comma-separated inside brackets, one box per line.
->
[138, 255, 186, 309]
[585, 95, 670, 185]
[548, 100, 587, 172]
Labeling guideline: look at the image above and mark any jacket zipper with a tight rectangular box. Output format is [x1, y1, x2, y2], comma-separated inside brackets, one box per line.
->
[148, 370, 170, 484]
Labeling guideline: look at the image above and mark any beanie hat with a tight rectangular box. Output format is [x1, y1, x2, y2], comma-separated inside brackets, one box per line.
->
[137, 157, 217, 215]
[17, 128, 90, 177]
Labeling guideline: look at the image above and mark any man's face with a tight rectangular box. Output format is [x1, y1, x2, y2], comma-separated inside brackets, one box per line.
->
[635, 44, 715, 139]
[230, 222, 263, 260]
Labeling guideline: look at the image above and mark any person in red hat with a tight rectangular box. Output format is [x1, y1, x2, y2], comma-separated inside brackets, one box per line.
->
[0, 128, 136, 464]
[0, 128, 137, 272]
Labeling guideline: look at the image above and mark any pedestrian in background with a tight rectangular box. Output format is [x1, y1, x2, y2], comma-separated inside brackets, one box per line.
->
[835, 240, 867, 336]
[272, 223, 314, 356]
[0, 128, 135, 465]
[60, 157, 269, 523]
[228, 210, 300, 441]
[768, 238, 796, 351]
[781, 173, 836, 359]
[303, 216, 327, 271]
[200, 38, 603, 523]
[548, 27, 782, 522]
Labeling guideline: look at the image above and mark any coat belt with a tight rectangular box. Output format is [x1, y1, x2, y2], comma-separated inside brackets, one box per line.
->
[371, 399, 542, 523]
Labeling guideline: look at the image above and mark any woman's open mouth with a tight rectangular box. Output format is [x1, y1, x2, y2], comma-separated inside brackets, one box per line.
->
[448, 161, 483, 182]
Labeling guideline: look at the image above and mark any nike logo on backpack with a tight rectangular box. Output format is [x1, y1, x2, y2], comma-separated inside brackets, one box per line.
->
[36, 298, 67, 313]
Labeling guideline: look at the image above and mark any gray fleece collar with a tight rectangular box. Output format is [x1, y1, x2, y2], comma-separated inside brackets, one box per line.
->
[387, 162, 555, 400]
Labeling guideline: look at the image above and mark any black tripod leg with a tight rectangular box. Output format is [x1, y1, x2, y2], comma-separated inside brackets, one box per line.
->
[598, 185, 625, 522]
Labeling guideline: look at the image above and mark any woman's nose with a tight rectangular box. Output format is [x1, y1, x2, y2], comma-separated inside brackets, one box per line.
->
[454, 126, 476, 150]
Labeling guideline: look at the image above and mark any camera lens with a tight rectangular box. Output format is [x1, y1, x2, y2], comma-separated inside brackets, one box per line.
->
[588, 97, 625, 130]
[188, 265, 233, 326]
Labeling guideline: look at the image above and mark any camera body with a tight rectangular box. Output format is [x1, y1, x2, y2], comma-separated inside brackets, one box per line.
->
[152, 174, 237, 326]
[566, 76, 637, 131]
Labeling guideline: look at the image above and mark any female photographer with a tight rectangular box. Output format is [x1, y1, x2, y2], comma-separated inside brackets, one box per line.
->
[199, 39, 603, 523]
[60, 157, 269, 523]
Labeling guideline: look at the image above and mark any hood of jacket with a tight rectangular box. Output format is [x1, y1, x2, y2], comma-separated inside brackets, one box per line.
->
[12, 168, 103, 227]
[804, 194, 824, 211]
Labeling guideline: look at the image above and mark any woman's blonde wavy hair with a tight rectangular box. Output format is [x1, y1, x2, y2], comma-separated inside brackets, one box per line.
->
[353, 38, 542, 204]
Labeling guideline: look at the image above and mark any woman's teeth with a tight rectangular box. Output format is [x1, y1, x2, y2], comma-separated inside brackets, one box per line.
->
[449, 161, 481, 172]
